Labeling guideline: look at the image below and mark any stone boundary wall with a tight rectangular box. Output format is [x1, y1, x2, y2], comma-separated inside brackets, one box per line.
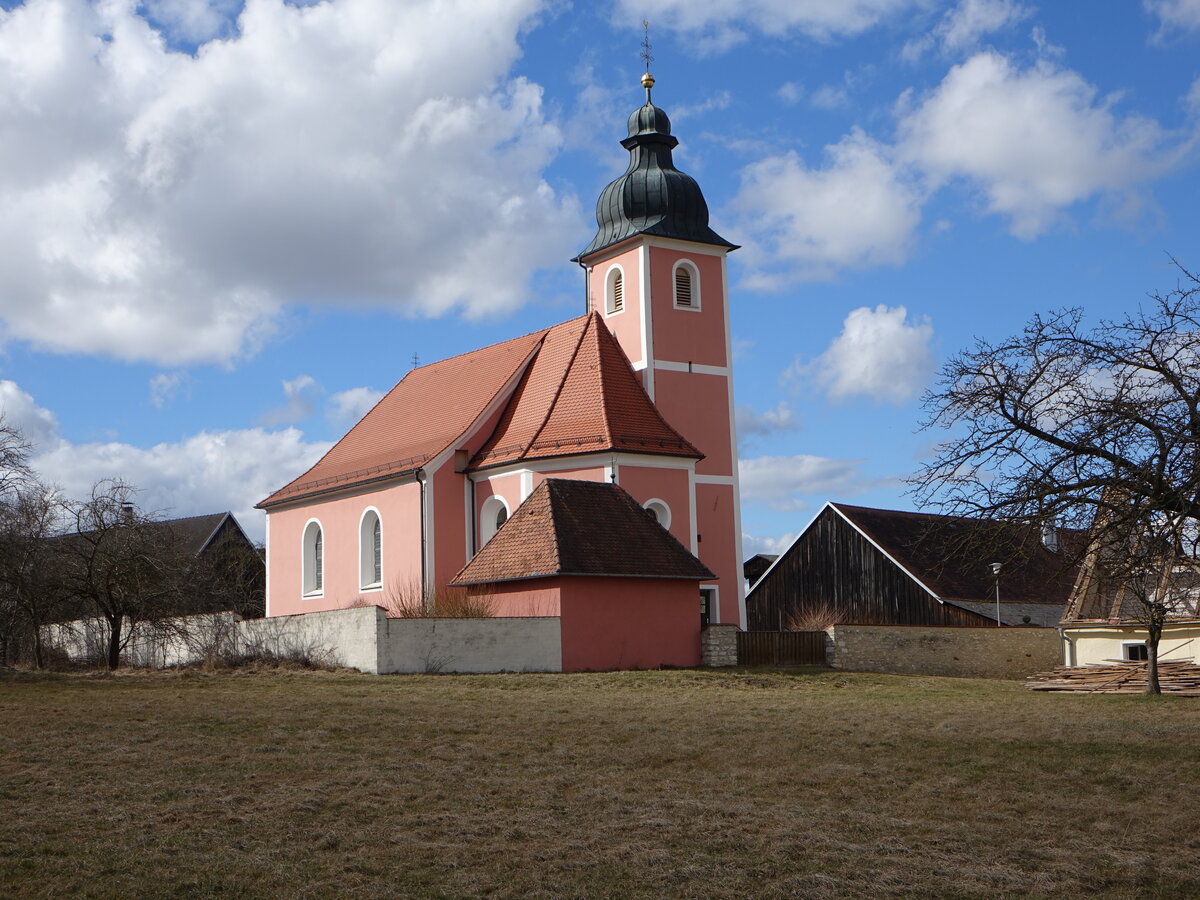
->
[43, 607, 563, 675]
[701, 624, 738, 667]
[826, 624, 1061, 680]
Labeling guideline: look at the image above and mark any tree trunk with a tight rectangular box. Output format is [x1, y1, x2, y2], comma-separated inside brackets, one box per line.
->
[106, 615, 122, 670]
[31, 624, 44, 670]
[1146, 622, 1162, 696]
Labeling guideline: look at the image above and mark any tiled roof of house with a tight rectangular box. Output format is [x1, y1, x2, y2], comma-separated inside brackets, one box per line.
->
[832, 503, 1081, 609]
[451, 478, 714, 585]
[259, 313, 699, 507]
[473, 312, 700, 469]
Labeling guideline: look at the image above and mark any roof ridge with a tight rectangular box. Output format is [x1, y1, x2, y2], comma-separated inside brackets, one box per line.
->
[520, 315, 593, 461]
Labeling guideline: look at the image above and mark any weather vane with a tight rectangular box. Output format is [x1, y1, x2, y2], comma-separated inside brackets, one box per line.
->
[640, 19, 655, 100]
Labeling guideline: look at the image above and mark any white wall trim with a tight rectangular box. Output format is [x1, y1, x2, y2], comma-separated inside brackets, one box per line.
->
[639, 243, 654, 399]
[357, 506, 383, 591]
[520, 470, 534, 501]
[480, 495, 510, 546]
[604, 263, 627, 317]
[688, 468, 699, 555]
[301, 517, 324, 599]
[694, 474, 735, 485]
[264, 514, 272, 618]
[721, 251, 747, 629]
[644, 498, 672, 530]
[653, 359, 730, 377]
[644, 235, 732, 257]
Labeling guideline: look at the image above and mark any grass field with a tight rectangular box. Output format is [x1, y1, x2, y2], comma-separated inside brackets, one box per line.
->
[2, 667, 1199, 898]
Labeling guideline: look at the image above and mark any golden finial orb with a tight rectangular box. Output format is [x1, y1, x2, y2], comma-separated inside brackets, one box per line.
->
[641, 72, 655, 90]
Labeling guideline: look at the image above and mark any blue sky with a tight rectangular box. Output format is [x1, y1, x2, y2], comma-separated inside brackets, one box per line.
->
[1, 0, 1198, 553]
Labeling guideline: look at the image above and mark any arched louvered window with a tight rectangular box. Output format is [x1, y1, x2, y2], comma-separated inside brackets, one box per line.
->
[673, 260, 700, 310]
[303, 520, 324, 596]
[359, 509, 382, 590]
[644, 499, 672, 530]
[605, 266, 625, 315]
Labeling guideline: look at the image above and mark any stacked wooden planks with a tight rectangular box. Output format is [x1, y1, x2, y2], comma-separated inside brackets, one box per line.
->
[1027, 659, 1200, 694]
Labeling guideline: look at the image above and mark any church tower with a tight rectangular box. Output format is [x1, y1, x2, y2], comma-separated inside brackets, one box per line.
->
[574, 72, 745, 627]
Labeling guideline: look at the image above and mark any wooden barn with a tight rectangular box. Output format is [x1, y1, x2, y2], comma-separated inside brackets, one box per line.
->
[746, 503, 1079, 631]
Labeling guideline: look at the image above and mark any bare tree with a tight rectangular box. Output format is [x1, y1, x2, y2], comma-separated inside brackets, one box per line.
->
[0, 482, 66, 667]
[56, 480, 188, 669]
[912, 259, 1200, 693]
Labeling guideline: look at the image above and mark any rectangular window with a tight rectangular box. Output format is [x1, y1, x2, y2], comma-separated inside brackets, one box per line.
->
[1123, 643, 1149, 661]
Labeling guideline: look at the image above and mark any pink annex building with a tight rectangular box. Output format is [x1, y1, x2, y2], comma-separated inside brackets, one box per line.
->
[257, 75, 744, 669]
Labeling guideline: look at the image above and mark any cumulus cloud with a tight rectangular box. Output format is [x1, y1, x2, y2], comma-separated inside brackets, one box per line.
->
[739, 454, 881, 510]
[1145, 0, 1200, 33]
[613, 0, 921, 50]
[141, 0, 241, 44]
[0, 379, 61, 451]
[327, 386, 385, 429]
[733, 130, 922, 284]
[0, 0, 578, 366]
[794, 305, 934, 404]
[149, 372, 186, 409]
[903, 0, 1031, 59]
[897, 52, 1180, 238]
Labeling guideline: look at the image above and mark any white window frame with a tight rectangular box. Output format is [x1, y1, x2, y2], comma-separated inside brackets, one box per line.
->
[604, 264, 626, 317]
[644, 498, 672, 530]
[302, 519, 324, 598]
[480, 495, 510, 546]
[672, 259, 701, 311]
[1122, 641, 1150, 662]
[358, 507, 383, 592]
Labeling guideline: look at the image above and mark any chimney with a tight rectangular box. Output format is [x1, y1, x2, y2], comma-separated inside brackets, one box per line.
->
[1041, 521, 1058, 553]
[121, 502, 135, 525]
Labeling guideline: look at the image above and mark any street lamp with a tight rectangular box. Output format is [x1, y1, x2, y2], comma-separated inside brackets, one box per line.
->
[990, 562, 1003, 627]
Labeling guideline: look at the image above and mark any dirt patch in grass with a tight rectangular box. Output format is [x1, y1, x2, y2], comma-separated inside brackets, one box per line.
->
[2, 668, 1199, 898]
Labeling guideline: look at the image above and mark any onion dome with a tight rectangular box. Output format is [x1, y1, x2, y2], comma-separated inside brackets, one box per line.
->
[574, 76, 737, 261]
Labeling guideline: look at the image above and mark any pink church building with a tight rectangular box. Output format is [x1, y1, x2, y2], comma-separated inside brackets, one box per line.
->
[257, 75, 745, 668]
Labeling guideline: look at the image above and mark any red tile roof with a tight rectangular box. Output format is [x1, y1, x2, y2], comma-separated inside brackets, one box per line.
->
[472, 312, 700, 469]
[258, 325, 549, 507]
[259, 313, 699, 508]
[451, 479, 714, 585]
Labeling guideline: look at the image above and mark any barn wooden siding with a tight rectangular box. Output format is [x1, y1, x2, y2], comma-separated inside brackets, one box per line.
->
[746, 508, 988, 630]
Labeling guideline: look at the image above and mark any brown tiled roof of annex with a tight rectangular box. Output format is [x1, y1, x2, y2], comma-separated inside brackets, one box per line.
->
[451, 478, 714, 585]
[257, 324, 555, 507]
[832, 503, 1081, 608]
[471, 312, 701, 470]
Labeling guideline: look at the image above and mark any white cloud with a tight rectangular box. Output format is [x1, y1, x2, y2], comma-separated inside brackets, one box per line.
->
[327, 386, 385, 429]
[898, 52, 1178, 238]
[736, 401, 799, 438]
[739, 454, 879, 510]
[260, 375, 322, 426]
[1145, 0, 1200, 32]
[733, 130, 922, 283]
[904, 0, 1031, 59]
[0, 379, 61, 451]
[0, 0, 578, 366]
[796, 304, 933, 404]
[742, 531, 798, 556]
[141, 0, 241, 44]
[35, 426, 329, 544]
[614, 0, 922, 49]
[810, 84, 849, 110]
[149, 372, 185, 409]
[671, 90, 733, 121]
[778, 81, 803, 104]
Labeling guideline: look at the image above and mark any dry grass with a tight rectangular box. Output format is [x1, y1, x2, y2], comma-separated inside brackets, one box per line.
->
[2, 667, 1199, 898]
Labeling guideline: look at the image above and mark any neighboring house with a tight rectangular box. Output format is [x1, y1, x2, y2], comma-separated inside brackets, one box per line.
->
[743, 554, 777, 591]
[747, 502, 1079, 631]
[256, 75, 746, 646]
[1060, 544, 1200, 667]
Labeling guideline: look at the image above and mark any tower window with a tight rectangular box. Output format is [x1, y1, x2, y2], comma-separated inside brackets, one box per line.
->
[605, 266, 625, 315]
[302, 520, 324, 596]
[673, 260, 700, 310]
[359, 509, 382, 590]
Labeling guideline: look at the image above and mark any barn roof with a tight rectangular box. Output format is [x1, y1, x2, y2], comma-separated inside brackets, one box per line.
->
[830, 503, 1081, 609]
[258, 313, 697, 508]
[451, 479, 714, 586]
